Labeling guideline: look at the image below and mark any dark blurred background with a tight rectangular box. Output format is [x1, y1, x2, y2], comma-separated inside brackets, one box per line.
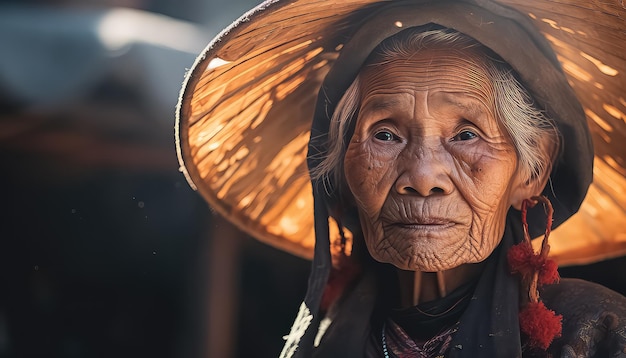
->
[0, 1, 310, 357]
[1, 1, 625, 357]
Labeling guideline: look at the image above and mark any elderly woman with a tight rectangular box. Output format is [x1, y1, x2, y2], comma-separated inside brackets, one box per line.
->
[176, 0, 626, 357]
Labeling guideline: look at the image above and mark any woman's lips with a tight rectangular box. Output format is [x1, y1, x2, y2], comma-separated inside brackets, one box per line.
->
[393, 221, 455, 230]
[384, 217, 457, 232]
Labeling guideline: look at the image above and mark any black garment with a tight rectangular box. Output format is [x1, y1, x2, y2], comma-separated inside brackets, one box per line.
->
[365, 274, 476, 357]
[389, 279, 475, 342]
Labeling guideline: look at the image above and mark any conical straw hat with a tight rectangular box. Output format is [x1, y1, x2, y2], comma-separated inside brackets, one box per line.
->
[176, 0, 626, 266]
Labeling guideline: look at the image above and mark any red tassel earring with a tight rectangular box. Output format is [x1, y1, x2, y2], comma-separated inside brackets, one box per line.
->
[507, 195, 562, 351]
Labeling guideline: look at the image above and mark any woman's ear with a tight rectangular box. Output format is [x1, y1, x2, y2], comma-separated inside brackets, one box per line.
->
[510, 169, 552, 210]
[510, 136, 557, 210]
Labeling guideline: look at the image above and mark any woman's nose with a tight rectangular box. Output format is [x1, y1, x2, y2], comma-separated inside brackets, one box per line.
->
[394, 144, 453, 197]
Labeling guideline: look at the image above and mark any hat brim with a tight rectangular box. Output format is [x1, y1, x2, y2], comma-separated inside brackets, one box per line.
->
[176, 0, 626, 266]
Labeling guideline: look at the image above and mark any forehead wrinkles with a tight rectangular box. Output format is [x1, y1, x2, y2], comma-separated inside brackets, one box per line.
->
[360, 52, 497, 114]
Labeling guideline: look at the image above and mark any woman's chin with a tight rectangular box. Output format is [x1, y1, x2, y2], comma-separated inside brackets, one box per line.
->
[372, 250, 461, 272]
[393, 259, 460, 272]
[368, 238, 492, 272]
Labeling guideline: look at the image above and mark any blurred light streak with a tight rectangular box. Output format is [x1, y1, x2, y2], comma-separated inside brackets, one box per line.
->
[97, 8, 207, 53]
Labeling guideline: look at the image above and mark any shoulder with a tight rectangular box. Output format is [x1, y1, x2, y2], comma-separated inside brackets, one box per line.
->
[541, 278, 626, 357]
[541, 278, 626, 311]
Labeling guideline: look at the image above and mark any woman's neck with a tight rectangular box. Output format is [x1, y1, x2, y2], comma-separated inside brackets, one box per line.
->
[396, 263, 485, 307]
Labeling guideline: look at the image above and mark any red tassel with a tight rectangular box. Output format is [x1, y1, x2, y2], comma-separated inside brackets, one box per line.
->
[508, 196, 562, 351]
[519, 301, 562, 350]
[508, 242, 560, 287]
[539, 259, 560, 286]
[508, 241, 536, 279]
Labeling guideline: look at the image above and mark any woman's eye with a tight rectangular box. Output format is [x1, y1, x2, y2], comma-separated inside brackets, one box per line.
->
[373, 130, 397, 142]
[453, 130, 478, 141]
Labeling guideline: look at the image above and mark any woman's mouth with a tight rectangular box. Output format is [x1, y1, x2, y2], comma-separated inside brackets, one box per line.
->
[389, 219, 456, 231]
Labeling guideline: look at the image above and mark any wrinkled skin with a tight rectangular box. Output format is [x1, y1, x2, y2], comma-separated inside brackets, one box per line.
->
[343, 49, 536, 272]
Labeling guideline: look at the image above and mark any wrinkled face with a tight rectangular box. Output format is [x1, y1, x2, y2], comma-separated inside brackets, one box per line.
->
[343, 48, 527, 272]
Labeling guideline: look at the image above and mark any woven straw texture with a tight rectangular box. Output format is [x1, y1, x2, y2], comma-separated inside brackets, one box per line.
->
[177, 0, 626, 265]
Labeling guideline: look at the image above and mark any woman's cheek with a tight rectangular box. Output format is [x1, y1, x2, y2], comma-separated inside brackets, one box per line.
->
[345, 143, 373, 194]
[471, 216, 506, 262]
[344, 145, 394, 219]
